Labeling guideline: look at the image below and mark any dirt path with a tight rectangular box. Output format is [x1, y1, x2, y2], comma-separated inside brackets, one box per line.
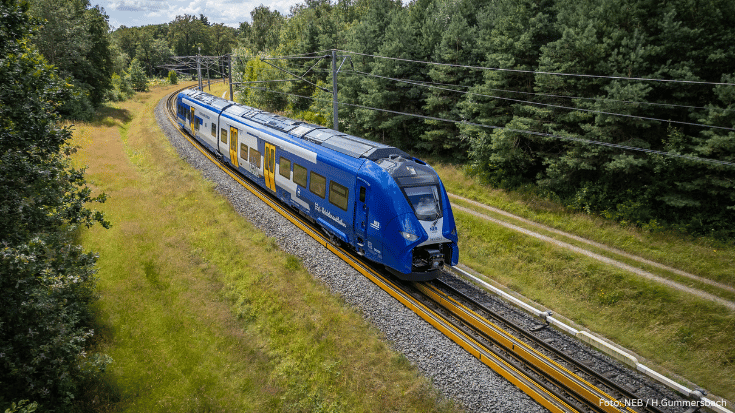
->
[449, 193, 735, 311]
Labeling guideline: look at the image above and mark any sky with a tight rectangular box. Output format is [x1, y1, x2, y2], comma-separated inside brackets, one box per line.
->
[99, 0, 300, 30]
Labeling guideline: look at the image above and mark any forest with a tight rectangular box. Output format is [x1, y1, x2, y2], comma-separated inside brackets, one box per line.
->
[0, 0, 733, 409]
[232, 0, 735, 240]
[16, 0, 735, 239]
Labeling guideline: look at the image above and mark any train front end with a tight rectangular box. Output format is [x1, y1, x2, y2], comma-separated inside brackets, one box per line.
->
[366, 156, 459, 281]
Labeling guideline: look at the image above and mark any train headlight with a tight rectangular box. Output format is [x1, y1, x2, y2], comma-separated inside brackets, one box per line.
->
[400, 231, 419, 242]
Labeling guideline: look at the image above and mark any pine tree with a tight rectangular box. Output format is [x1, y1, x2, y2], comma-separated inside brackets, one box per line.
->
[420, 0, 483, 158]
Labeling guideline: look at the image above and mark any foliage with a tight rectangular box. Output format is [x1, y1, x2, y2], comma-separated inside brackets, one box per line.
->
[0, 0, 109, 409]
[27, 0, 113, 113]
[224, 0, 734, 238]
[110, 18, 237, 80]
[233, 49, 287, 112]
[167, 70, 179, 85]
[128, 58, 148, 92]
[238, 5, 285, 53]
[104, 72, 135, 102]
[168, 14, 212, 56]
[3, 400, 37, 413]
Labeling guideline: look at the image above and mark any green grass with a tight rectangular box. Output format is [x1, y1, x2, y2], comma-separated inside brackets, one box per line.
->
[449, 197, 735, 304]
[430, 162, 735, 402]
[431, 162, 735, 287]
[72, 83, 458, 412]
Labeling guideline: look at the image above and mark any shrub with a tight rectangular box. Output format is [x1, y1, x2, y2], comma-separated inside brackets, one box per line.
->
[128, 58, 148, 92]
[1, 0, 110, 409]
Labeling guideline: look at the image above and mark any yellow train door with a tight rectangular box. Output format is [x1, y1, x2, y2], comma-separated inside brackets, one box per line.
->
[190, 107, 195, 133]
[264, 142, 276, 192]
[229, 127, 239, 168]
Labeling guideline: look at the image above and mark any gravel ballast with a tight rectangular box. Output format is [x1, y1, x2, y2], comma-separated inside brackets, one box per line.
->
[155, 95, 547, 412]
[156, 93, 694, 413]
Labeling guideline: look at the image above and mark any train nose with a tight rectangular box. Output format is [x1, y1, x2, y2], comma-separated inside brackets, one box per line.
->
[414, 247, 444, 270]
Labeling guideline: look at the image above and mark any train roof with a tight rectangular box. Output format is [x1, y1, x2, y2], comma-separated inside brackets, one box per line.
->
[181, 89, 410, 161]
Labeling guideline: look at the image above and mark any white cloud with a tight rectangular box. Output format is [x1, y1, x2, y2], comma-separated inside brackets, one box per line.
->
[101, 0, 300, 28]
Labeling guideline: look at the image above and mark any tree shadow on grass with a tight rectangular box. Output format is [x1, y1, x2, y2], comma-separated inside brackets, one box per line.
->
[91, 105, 133, 128]
[72, 304, 122, 413]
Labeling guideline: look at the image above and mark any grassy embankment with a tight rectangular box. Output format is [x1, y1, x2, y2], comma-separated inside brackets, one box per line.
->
[70, 82, 458, 412]
[430, 162, 735, 402]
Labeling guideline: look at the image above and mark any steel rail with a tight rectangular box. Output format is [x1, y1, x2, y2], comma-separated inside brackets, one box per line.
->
[429, 278, 667, 413]
[419, 280, 668, 413]
[162, 88, 627, 413]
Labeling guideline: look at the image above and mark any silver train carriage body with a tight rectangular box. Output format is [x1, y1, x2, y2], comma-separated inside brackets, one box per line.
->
[176, 89, 458, 281]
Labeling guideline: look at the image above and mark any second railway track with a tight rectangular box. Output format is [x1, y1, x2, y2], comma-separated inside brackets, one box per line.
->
[161, 86, 688, 413]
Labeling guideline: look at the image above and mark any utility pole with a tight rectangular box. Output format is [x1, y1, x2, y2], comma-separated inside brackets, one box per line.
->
[332, 50, 338, 131]
[229, 54, 234, 101]
[197, 47, 202, 91]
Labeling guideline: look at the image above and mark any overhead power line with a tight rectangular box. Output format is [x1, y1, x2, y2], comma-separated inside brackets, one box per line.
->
[334, 49, 735, 87]
[346, 68, 735, 132]
[263, 62, 734, 131]
[342, 69, 728, 112]
[260, 54, 734, 112]
[235, 83, 735, 167]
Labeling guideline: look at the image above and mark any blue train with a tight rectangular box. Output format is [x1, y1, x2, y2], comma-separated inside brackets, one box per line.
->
[176, 89, 458, 281]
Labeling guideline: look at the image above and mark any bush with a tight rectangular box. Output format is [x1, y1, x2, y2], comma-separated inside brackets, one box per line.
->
[128, 58, 148, 92]
[105, 72, 135, 102]
[1, 0, 110, 409]
[167, 70, 178, 85]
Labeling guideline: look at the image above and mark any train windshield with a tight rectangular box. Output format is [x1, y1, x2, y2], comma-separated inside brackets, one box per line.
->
[403, 185, 442, 221]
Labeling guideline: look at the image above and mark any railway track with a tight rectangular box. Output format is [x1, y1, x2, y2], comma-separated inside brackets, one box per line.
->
[163, 87, 671, 413]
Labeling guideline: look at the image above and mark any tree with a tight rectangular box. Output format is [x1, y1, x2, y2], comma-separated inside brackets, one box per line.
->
[459, 0, 558, 185]
[210, 23, 237, 57]
[239, 5, 285, 53]
[420, 0, 484, 157]
[338, 0, 401, 138]
[168, 14, 211, 56]
[128, 58, 148, 91]
[1, 0, 109, 408]
[28, 0, 113, 110]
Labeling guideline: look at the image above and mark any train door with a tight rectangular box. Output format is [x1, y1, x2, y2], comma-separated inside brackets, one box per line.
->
[355, 179, 369, 255]
[229, 127, 239, 168]
[190, 107, 195, 133]
[263, 142, 276, 191]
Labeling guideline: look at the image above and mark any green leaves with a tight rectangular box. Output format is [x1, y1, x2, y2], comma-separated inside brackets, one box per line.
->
[226, 0, 734, 238]
[1, 0, 108, 408]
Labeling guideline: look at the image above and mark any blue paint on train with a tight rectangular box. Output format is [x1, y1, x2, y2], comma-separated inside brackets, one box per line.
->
[175, 89, 458, 281]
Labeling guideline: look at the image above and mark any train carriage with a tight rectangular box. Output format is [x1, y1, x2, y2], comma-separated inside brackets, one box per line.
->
[176, 89, 458, 281]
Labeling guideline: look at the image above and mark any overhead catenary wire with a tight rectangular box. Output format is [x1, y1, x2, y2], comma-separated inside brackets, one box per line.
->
[346, 68, 735, 131]
[334, 49, 735, 87]
[234, 83, 735, 167]
[260, 63, 734, 131]
[259, 54, 734, 112]
[342, 69, 729, 112]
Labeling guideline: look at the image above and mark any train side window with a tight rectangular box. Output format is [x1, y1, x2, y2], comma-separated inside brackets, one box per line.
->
[249, 148, 261, 168]
[360, 187, 366, 203]
[309, 172, 326, 199]
[279, 157, 291, 179]
[211, 123, 216, 137]
[293, 164, 307, 187]
[195, 118, 201, 131]
[329, 181, 349, 211]
[220, 128, 227, 143]
[240, 144, 248, 160]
